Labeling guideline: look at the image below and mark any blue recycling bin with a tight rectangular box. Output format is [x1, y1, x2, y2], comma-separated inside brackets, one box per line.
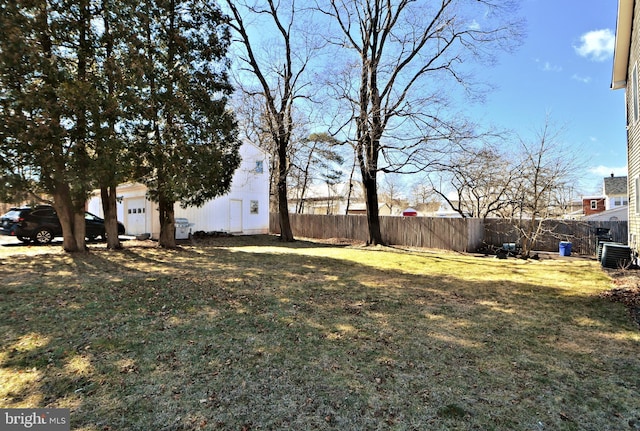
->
[559, 241, 572, 256]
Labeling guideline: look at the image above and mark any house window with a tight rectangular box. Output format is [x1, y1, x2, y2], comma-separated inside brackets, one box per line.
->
[590, 200, 598, 210]
[614, 197, 628, 207]
[633, 63, 639, 123]
[255, 160, 264, 174]
[250, 200, 259, 214]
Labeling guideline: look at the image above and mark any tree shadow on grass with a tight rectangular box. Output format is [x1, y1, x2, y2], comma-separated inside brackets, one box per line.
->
[1, 241, 638, 430]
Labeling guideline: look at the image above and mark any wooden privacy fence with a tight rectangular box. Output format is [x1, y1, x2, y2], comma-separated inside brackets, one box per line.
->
[381, 216, 484, 252]
[270, 213, 628, 256]
[270, 214, 484, 252]
[483, 219, 628, 256]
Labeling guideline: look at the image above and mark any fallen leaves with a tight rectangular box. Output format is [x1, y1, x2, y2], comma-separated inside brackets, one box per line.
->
[599, 273, 640, 326]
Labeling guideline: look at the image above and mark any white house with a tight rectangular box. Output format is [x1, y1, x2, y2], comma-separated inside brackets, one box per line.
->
[603, 174, 628, 210]
[87, 142, 270, 239]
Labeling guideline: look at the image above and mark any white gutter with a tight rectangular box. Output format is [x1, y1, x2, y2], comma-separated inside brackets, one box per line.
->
[612, 0, 634, 89]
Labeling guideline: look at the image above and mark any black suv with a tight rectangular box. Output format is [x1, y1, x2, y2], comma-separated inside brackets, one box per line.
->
[0, 205, 125, 244]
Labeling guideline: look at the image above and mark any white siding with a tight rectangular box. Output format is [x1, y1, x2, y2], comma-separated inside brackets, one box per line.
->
[87, 143, 270, 238]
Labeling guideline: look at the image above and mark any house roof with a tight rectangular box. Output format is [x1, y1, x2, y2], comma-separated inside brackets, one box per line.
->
[583, 205, 628, 221]
[612, 0, 634, 89]
[603, 175, 628, 195]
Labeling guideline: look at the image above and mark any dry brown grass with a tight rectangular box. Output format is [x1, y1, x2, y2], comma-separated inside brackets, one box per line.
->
[1, 235, 639, 430]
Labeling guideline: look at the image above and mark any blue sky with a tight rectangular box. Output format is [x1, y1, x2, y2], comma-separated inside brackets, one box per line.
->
[472, 0, 626, 195]
[229, 0, 625, 197]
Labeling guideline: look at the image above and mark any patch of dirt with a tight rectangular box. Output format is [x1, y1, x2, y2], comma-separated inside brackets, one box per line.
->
[600, 269, 640, 328]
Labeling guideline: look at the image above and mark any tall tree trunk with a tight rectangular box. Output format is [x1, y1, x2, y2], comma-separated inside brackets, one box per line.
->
[55, 206, 77, 251]
[73, 208, 87, 251]
[98, 0, 121, 251]
[69, 0, 90, 253]
[101, 185, 122, 249]
[35, 3, 86, 253]
[362, 173, 383, 245]
[278, 138, 295, 241]
[52, 187, 85, 252]
[158, 195, 176, 248]
[357, 126, 384, 245]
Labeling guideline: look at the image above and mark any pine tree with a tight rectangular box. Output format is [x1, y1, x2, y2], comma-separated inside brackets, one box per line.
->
[0, 0, 99, 252]
[1, 0, 239, 251]
[129, 0, 240, 248]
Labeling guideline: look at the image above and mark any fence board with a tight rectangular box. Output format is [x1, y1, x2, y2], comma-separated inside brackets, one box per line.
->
[269, 213, 628, 256]
[483, 219, 628, 255]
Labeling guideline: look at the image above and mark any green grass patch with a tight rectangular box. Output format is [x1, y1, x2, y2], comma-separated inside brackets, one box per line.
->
[1, 235, 639, 430]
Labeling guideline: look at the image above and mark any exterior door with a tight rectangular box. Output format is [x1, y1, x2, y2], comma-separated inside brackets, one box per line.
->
[229, 199, 242, 233]
[126, 198, 146, 235]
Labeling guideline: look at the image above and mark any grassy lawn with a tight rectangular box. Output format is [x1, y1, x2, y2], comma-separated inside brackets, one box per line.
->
[1, 235, 639, 430]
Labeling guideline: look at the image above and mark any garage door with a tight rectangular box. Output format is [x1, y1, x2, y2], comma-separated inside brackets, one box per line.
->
[126, 198, 147, 235]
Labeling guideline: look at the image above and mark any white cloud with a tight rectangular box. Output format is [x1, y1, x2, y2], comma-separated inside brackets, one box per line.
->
[589, 165, 628, 177]
[541, 61, 562, 72]
[574, 29, 615, 61]
[571, 74, 592, 84]
[468, 20, 481, 30]
[534, 58, 562, 72]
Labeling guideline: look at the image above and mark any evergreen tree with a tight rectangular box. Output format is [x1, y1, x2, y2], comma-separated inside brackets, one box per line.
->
[0, 0, 99, 252]
[130, 0, 240, 248]
[1, 0, 239, 251]
[92, 0, 139, 249]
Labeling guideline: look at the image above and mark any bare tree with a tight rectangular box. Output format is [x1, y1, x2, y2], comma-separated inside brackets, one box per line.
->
[378, 174, 407, 214]
[409, 181, 441, 214]
[508, 119, 580, 257]
[289, 132, 343, 213]
[318, 0, 523, 244]
[224, 0, 323, 241]
[411, 182, 435, 206]
[429, 143, 517, 219]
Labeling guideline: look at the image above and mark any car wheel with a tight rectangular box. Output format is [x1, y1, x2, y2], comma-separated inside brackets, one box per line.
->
[33, 228, 53, 244]
[17, 235, 31, 244]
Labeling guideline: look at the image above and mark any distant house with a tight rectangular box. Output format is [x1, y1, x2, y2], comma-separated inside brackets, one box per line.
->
[561, 199, 586, 220]
[580, 175, 628, 218]
[288, 182, 362, 215]
[288, 181, 401, 216]
[612, 0, 637, 252]
[347, 203, 393, 216]
[435, 205, 464, 218]
[87, 142, 270, 238]
[603, 174, 628, 210]
[583, 205, 628, 222]
[412, 201, 442, 217]
[582, 197, 606, 216]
